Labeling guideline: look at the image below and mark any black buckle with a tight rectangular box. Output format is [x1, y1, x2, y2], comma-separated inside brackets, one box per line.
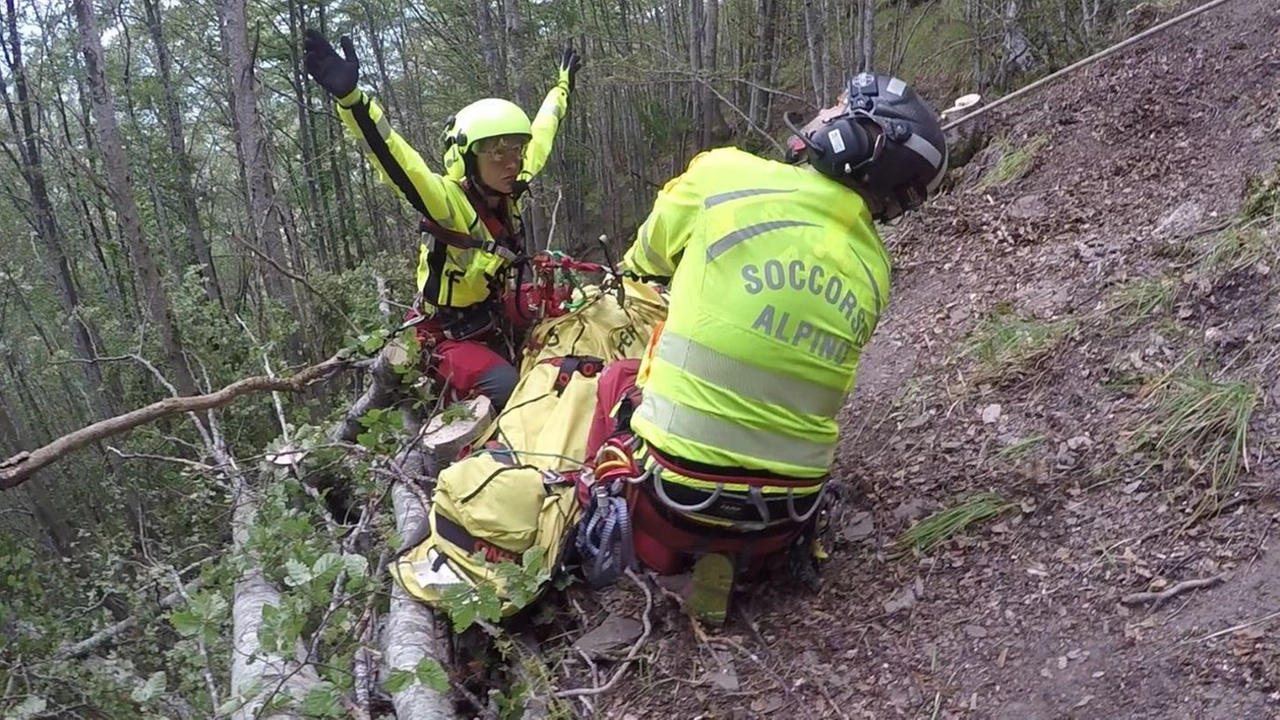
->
[439, 306, 495, 341]
[553, 355, 604, 395]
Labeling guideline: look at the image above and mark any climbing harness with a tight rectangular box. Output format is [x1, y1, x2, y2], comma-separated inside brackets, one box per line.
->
[644, 447, 828, 531]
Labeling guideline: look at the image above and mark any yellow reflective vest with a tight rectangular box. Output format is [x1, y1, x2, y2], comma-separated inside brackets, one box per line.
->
[335, 84, 569, 308]
[622, 147, 891, 479]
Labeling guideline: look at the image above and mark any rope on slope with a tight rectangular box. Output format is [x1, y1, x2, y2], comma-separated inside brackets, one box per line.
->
[942, 0, 1242, 132]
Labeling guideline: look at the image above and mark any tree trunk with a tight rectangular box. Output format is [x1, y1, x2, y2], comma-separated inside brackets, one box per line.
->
[685, 0, 704, 148]
[700, 0, 724, 142]
[804, 0, 828, 104]
[73, 0, 202, 402]
[475, 0, 504, 94]
[222, 0, 307, 359]
[224, 457, 322, 718]
[1001, 0, 1038, 86]
[861, 0, 876, 72]
[142, 0, 223, 308]
[0, 391, 75, 558]
[286, 0, 333, 272]
[2, 0, 113, 406]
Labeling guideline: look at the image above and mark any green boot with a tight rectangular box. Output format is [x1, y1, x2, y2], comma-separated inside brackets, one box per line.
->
[688, 553, 735, 626]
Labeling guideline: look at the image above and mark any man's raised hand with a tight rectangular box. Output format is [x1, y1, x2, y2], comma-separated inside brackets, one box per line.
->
[302, 29, 359, 98]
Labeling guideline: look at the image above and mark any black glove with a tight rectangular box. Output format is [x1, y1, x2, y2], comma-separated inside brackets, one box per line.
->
[302, 29, 360, 99]
[558, 46, 583, 93]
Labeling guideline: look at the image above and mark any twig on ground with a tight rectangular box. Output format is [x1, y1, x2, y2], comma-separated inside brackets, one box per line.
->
[816, 678, 851, 720]
[1187, 609, 1280, 644]
[1120, 574, 1226, 607]
[450, 679, 497, 720]
[553, 570, 654, 698]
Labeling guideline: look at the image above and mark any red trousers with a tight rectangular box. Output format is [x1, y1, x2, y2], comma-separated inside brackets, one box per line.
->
[405, 284, 569, 410]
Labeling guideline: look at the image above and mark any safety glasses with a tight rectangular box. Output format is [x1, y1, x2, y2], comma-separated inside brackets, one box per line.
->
[474, 136, 526, 165]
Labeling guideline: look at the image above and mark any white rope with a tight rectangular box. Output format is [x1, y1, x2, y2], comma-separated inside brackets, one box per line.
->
[943, 0, 1241, 131]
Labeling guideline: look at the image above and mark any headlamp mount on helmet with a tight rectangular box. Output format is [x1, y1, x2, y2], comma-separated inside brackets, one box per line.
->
[783, 71, 949, 222]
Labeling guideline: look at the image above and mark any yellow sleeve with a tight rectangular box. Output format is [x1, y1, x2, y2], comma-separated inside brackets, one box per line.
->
[621, 152, 711, 278]
[519, 82, 570, 181]
[335, 88, 465, 229]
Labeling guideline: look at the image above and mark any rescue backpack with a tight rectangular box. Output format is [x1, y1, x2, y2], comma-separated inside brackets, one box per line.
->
[389, 279, 668, 622]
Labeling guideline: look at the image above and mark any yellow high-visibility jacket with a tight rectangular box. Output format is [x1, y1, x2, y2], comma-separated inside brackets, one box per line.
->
[622, 147, 891, 480]
[335, 84, 569, 308]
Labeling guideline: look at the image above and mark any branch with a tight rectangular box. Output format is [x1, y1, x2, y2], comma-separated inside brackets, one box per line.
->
[691, 77, 785, 156]
[544, 187, 564, 252]
[0, 354, 362, 489]
[227, 234, 360, 335]
[553, 570, 654, 699]
[54, 580, 195, 660]
[330, 343, 410, 445]
[1119, 574, 1226, 607]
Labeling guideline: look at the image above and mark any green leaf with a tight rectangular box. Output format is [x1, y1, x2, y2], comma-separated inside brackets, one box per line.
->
[381, 668, 415, 694]
[311, 552, 343, 582]
[522, 546, 547, 572]
[301, 682, 345, 718]
[168, 610, 203, 638]
[130, 671, 167, 704]
[257, 605, 281, 652]
[415, 658, 450, 693]
[443, 589, 479, 633]
[216, 695, 248, 716]
[284, 559, 311, 587]
[342, 553, 369, 578]
[359, 332, 385, 355]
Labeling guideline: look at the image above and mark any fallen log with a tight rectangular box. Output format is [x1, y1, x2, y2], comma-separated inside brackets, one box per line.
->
[331, 341, 412, 445]
[383, 438, 457, 720]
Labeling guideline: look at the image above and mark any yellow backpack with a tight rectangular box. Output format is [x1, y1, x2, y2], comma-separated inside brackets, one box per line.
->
[390, 279, 668, 623]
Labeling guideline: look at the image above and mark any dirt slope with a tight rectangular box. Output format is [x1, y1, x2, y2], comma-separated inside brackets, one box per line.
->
[566, 1, 1280, 717]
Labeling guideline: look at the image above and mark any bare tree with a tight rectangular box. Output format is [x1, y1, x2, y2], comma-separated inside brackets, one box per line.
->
[141, 0, 224, 308]
[222, 0, 307, 357]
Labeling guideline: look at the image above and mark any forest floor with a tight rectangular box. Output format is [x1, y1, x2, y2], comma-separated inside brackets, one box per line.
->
[547, 0, 1280, 717]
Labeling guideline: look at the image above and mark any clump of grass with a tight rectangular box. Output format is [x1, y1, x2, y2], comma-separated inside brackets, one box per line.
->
[978, 134, 1049, 190]
[961, 304, 1075, 382]
[1241, 160, 1280, 222]
[996, 434, 1048, 460]
[1104, 276, 1177, 329]
[893, 492, 1017, 556]
[1198, 224, 1277, 277]
[1133, 371, 1260, 523]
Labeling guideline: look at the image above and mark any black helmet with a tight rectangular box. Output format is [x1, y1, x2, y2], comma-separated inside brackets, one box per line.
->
[784, 72, 948, 222]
